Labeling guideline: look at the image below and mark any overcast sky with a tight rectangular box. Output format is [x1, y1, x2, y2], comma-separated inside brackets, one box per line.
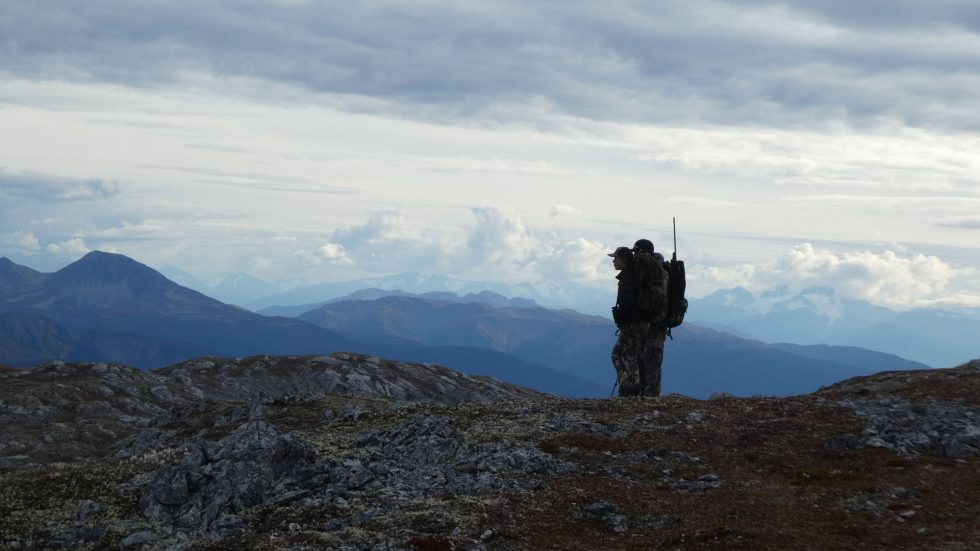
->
[2, 0, 980, 309]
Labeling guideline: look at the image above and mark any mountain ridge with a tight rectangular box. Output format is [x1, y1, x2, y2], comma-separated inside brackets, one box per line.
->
[0, 254, 602, 396]
[688, 286, 980, 367]
[0, 253, 936, 398]
[297, 294, 929, 397]
[0, 252, 358, 367]
[259, 288, 541, 318]
[243, 271, 613, 316]
[0, 257, 46, 292]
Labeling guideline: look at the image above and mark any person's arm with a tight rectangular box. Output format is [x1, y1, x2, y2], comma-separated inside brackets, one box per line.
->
[615, 274, 637, 323]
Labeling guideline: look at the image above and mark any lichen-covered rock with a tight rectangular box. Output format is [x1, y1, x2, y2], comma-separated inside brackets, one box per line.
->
[115, 428, 177, 460]
[0, 354, 550, 468]
[575, 501, 628, 533]
[350, 414, 579, 498]
[835, 396, 980, 458]
[137, 421, 334, 535]
[5, 357, 980, 551]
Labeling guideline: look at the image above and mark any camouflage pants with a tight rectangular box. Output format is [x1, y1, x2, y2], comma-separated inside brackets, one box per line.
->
[611, 323, 648, 397]
[612, 323, 665, 397]
[642, 324, 667, 397]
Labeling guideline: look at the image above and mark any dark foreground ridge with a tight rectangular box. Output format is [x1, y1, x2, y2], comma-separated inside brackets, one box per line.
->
[1, 357, 978, 550]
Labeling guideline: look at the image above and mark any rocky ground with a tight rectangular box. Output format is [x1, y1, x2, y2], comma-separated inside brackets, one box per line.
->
[1, 356, 978, 550]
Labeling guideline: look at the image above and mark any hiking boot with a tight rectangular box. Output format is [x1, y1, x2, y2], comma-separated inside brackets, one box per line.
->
[618, 383, 639, 397]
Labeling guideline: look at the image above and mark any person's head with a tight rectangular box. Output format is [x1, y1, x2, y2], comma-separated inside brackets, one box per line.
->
[607, 246, 633, 270]
[633, 239, 654, 254]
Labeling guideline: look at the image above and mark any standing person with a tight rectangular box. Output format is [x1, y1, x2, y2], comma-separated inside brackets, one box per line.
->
[608, 246, 647, 397]
[633, 238, 668, 397]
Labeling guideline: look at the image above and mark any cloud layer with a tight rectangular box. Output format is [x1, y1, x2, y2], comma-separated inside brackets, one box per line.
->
[700, 243, 980, 308]
[1, 2, 979, 311]
[303, 207, 610, 284]
[3, 1, 980, 131]
[0, 170, 120, 202]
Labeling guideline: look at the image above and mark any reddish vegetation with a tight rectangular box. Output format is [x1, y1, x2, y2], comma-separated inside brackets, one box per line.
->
[483, 364, 980, 550]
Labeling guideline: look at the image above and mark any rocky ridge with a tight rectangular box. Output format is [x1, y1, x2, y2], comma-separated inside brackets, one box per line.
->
[0, 353, 545, 470]
[0, 358, 978, 550]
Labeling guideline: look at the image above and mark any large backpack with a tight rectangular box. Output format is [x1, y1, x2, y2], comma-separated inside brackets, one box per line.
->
[633, 251, 669, 323]
[663, 255, 687, 329]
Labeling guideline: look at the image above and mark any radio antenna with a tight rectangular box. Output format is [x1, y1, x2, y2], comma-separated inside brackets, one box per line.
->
[672, 217, 677, 262]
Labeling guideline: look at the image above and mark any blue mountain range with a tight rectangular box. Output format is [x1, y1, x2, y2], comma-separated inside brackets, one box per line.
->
[688, 287, 980, 368]
[0, 252, 932, 398]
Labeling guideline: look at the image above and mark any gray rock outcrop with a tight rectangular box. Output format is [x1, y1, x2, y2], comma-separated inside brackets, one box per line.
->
[349, 414, 580, 498]
[832, 396, 980, 458]
[138, 421, 334, 533]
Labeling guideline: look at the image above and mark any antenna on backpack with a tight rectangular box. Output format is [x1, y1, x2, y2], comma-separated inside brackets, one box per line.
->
[672, 217, 677, 263]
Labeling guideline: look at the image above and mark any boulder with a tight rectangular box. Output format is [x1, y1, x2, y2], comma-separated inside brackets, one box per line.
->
[137, 421, 333, 534]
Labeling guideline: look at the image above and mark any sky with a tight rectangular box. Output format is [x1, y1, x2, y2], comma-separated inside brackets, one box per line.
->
[2, 0, 980, 310]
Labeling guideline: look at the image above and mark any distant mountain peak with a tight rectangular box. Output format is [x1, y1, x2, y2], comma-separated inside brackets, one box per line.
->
[0, 256, 44, 290]
[49, 250, 172, 290]
[76, 250, 142, 265]
[15, 251, 216, 316]
[700, 287, 755, 308]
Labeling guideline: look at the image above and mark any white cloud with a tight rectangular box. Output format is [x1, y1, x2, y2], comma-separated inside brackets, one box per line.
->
[315, 243, 353, 266]
[0, 231, 41, 251]
[465, 207, 538, 277]
[331, 210, 435, 251]
[549, 204, 581, 217]
[2, 2, 979, 308]
[45, 238, 90, 257]
[772, 245, 955, 303]
[85, 221, 170, 238]
[4, 0, 980, 132]
[462, 208, 621, 283]
[697, 243, 980, 309]
[624, 123, 980, 193]
[317, 210, 448, 274]
[0, 170, 120, 202]
[534, 237, 609, 282]
[297, 208, 614, 284]
[697, 264, 760, 296]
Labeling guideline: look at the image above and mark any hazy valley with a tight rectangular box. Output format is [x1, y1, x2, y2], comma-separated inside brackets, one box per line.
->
[0, 252, 946, 398]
